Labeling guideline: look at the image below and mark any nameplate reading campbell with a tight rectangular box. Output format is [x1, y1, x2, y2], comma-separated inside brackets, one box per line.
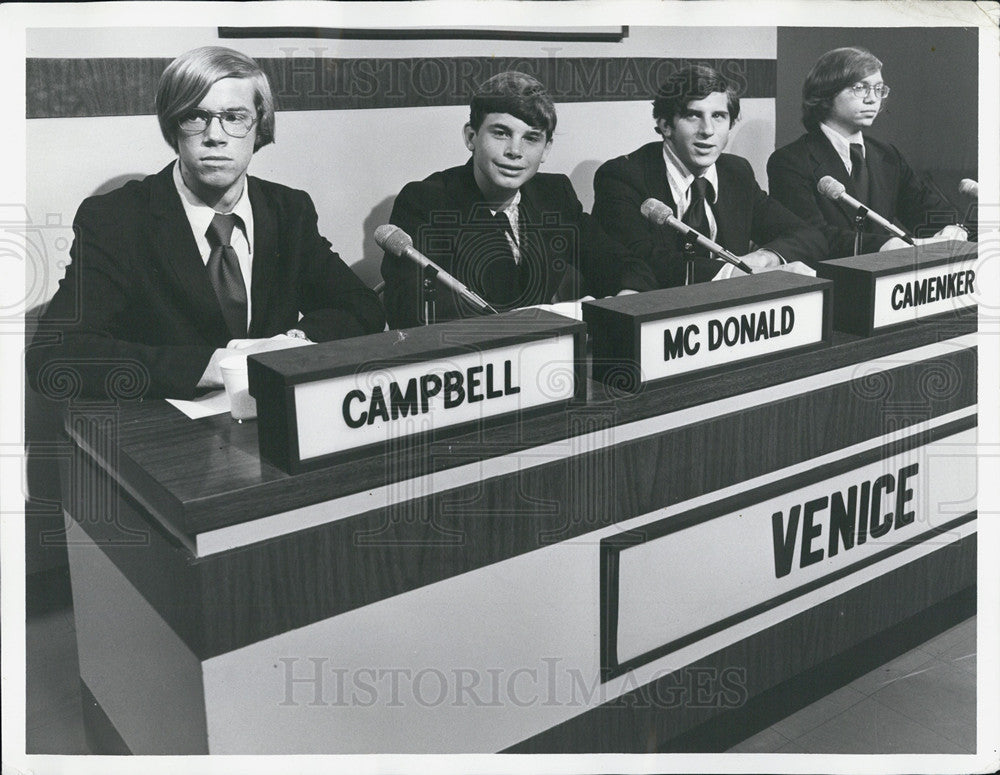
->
[248, 309, 586, 473]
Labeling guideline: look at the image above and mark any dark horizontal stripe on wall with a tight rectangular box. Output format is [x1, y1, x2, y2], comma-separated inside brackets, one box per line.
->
[219, 26, 630, 43]
[27, 56, 775, 119]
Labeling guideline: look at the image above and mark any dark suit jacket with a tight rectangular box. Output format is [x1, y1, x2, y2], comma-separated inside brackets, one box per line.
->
[592, 141, 828, 290]
[767, 129, 957, 258]
[26, 163, 385, 400]
[380, 160, 642, 329]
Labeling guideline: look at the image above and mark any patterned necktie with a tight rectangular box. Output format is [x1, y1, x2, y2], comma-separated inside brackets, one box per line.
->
[206, 213, 248, 339]
[682, 176, 718, 283]
[850, 143, 870, 205]
[477, 209, 521, 309]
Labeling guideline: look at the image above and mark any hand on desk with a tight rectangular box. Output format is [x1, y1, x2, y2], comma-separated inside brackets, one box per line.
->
[198, 334, 313, 389]
[880, 225, 970, 253]
[739, 249, 784, 272]
[716, 250, 816, 280]
[751, 260, 816, 277]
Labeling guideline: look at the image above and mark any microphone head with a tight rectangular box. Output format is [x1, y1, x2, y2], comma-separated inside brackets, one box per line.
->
[959, 178, 979, 198]
[640, 198, 674, 226]
[374, 224, 413, 256]
[817, 176, 846, 201]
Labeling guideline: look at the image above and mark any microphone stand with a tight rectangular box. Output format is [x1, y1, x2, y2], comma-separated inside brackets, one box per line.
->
[421, 263, 438, 326]
[683, 238, 698, 285]
[853, 206, 868, 256]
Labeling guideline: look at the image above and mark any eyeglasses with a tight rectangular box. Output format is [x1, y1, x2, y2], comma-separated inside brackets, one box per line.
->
[177, 109, 258, 138]
[847, 83, 891, 99]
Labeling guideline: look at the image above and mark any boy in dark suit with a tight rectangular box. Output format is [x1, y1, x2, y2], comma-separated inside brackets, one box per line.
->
[767, 47, 968, 258]
[27, 46, 385, 400]
[380, 71, 642, 329]
[593, 64, 826, 290]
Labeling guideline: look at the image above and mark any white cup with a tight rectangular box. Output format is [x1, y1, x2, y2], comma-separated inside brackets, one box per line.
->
[219, 355, 256, 421]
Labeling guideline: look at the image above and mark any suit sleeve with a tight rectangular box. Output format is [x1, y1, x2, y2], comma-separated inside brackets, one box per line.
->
[889, 144, 959, 238]
[556, 177, 656, 298]
[25, 197, 215, 401]
[292, 192, 386, 341]
[744, 166, 829, 266]
[592, 158, 678, 290]
[767, 146, 889, 257]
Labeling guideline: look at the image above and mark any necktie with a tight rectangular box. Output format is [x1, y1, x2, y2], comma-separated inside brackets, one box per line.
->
[477, 210, 521, 309]
[682, 176, 718, 283]
[850, 143, 870, 205]
[206, 213, 248, 339]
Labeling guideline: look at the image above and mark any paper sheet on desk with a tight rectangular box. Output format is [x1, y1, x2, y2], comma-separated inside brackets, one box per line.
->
[165, 337, 313, 419]
[166, 390, 230, 419]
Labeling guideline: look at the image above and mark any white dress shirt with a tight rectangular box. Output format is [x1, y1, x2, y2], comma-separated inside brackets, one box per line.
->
[663, 141, 733, 281]
[819, 121, 865, 175]
[489, 190, 522, 265]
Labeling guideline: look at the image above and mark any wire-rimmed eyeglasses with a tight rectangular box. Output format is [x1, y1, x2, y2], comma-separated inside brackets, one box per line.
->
[847, 83, 891, 99]
[177, 109, 258, 138]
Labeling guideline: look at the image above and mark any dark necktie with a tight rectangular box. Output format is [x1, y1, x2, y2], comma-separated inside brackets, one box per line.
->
[477, 209, 521, 309]
[682, 176, 718, 283]
[850, 142, 870, 205]
[206, 213, 248, 339]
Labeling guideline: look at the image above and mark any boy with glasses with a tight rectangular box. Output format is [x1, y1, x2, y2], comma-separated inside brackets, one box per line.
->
[27, 46, 385, 400]
[767, 47, 968, 258]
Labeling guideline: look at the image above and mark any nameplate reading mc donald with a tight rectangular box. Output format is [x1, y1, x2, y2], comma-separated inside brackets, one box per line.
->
[583, 273, 832, 390]
[247, 309, 586, 473]
[818, 240, 977, 336]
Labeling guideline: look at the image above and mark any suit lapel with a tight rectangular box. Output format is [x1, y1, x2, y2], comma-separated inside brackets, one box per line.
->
[515, 178, 562, 301]
[713, 160, 740, 253]
[639, 143, 678, 252]
[147, 163, 230, 340]
[248, 177, 278, 337]
[641, 142, 675, 215]
[807, 130, 856, 198]
[862, 139, 893, 218]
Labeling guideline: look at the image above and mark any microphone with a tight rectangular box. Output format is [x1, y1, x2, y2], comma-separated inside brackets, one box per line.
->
[959, 179, 978, 199]
[375, 225, 498, 315]
[817, 176, 914, 245]
[640, 198, 753, 275]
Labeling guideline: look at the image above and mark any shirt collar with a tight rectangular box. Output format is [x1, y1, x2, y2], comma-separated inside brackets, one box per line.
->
[820, 121, 864, 168]
[662, 140, 719, 208]
[489, 189, 521, 218]
[172, 161, 254, 250]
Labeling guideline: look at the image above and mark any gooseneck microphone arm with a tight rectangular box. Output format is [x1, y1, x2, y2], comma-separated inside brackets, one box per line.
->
[816, 176, 915, 247]
[640, 198, 753, 275]
[374, 224, 498, 317]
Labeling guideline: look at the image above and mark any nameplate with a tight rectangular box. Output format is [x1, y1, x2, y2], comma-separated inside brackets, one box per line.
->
[582, 273, 832, 390]
[817, 240, 977, 336]
[248, 309, 586, 473]
[600, 419, 977, 681]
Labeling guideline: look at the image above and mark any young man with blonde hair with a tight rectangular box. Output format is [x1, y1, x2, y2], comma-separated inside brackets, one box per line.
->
[28, 46, 384, 400]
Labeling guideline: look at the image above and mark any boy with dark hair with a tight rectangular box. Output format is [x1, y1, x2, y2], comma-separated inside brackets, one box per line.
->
[381, 71, 642, 329]
[593, 64, 826, 290]
[768, 47, 967, 257]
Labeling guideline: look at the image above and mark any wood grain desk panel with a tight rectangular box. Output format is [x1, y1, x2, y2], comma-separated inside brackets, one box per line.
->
[68, 309, 975, 540]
